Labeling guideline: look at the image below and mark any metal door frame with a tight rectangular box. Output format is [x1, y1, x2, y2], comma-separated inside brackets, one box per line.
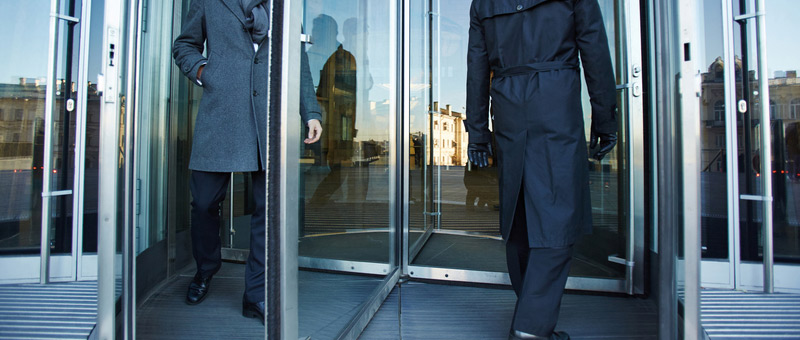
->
[404, 0, 647, 295]
[0, 0, 99, 285]
[699, 0, 800, 294]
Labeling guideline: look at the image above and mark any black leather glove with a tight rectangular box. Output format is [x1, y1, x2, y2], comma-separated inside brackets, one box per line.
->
[590, 130, 618, 161]
[468, 143, 492, 168]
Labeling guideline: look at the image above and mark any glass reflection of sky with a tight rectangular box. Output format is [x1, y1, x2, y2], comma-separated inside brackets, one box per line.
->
[304, 0, 393, 142]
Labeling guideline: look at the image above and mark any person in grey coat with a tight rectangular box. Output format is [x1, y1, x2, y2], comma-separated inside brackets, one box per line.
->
[466, 0, 617, 339]
[173, 0, 322, 323]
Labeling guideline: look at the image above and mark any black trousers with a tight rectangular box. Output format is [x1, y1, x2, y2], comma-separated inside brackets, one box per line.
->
[505, 189, 574, 336]
[190, 170, 266, 303]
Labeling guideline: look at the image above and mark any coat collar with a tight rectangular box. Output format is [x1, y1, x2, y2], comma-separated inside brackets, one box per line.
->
[220, 0, 247, 26]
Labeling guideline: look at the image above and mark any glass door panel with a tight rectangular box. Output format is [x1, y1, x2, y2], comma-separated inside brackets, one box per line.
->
[696, 0, 734, 288]
[765, 0, 800, 269]
[408, 0, 439, 259]
[0, 0, 53, 258]
[298, 0, 394, 266]
[294, 0, 398, 338]
[734, 0, 800, 291]
[0, 0, 98, 283]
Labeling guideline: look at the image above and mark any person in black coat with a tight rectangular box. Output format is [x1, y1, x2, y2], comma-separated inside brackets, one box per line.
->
[465, 0, 618, 339]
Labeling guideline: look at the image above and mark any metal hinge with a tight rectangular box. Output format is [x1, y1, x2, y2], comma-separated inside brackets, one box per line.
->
[135, 179, 141, 215]
[300, 34, 312, 44]
[423, 212, 441, 217]
[740, 194, 773, 202]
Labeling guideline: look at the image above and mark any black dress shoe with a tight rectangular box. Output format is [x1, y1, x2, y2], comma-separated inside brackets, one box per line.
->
[242, 299, 265, 325]
[185, 273, 212, 305]
[509, 330, 570, 340]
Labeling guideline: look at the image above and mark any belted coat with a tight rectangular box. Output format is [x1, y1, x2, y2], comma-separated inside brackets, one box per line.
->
[466, 0, 617, 247]
[173, 0, 322, 172]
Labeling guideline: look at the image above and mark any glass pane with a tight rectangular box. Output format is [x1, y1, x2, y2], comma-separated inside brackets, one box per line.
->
[765, 0, 800, 264]
[134, 0, 173, 254]
[0, 0, 51, 254]
[83, 0, 106, 254]
[735, 0, 766, 262]
[298, 0, 395, 337]
[408, 0, 435, 253]
[572, 0, 628, 279]
[697, 0, 729, 261]
[299, 2, 392, 261]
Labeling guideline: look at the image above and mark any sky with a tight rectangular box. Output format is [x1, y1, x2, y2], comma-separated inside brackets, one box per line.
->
[0, 0, 107, 85]
[1, 0, 796, 122]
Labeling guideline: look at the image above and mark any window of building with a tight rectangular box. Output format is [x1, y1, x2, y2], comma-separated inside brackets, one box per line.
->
[770, 100, 778, 119]
[791, 98, 800, 119]
[714, 101, 725, 122]
[716, 134, 725, 148]
[443, 122, 448, 131]
[15, 109, 23, 121]
[0, 108, 4, 120]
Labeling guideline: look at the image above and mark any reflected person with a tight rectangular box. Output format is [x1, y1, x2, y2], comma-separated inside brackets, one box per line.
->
[308, 15, 360, 204]
[173, 0, 322, 324]
[466, 0, 617, 339]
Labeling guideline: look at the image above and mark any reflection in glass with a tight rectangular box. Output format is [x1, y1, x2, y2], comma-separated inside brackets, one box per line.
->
[297, 1, 394, 338]
[0, 0, 77, 255]
[697, 0, 730, 261]
[134, 0, 173, 254]
[300, 2, 391, 262]
[764, 0, 800, 264]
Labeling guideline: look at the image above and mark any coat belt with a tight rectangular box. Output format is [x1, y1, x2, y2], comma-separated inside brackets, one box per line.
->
[493, 61, 578, 78]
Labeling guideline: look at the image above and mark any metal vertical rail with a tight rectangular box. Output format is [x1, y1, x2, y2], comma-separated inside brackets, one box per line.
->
[654, 1, 678, 338]
[754, 0, 773, 294]
[97, 0, 123, 337]
[624, 0, 646, 296]
[74, 0, 93, 281]
[277, 0, 302, 336]
[40, 0, 61, 285]
[124, 0, 144, 337]
[721, 0, 741, 290]
[679, 0, 702, 338]
[387, 0, 399, 284]
[434, 0, 441, 231]
[401, 0, 411, 276]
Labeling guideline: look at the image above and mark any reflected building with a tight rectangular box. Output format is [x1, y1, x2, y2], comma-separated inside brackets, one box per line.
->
[0, 79, 100, 252]
[426, 103, 468, 166]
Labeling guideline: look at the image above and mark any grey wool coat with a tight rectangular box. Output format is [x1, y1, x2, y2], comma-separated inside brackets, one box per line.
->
[173, 0, 322, 172]
[466, 0, 617, 248]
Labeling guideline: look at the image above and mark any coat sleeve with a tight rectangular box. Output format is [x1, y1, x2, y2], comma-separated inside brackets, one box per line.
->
[465, 3, 492, 145]
[574, 0, 618, 134]
[300, 43, 323, 123]
[172, 0, 207, 86]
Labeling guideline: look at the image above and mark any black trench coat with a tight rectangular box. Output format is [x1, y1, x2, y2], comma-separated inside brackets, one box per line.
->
[466, 0, 617, 248]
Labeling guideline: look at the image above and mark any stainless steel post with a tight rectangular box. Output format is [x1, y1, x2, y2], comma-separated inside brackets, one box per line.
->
[754, 0, 774, 294]
[40, 0, 61, 285]
[679, 0, 702, 337]
[97, 0, 123, 337]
